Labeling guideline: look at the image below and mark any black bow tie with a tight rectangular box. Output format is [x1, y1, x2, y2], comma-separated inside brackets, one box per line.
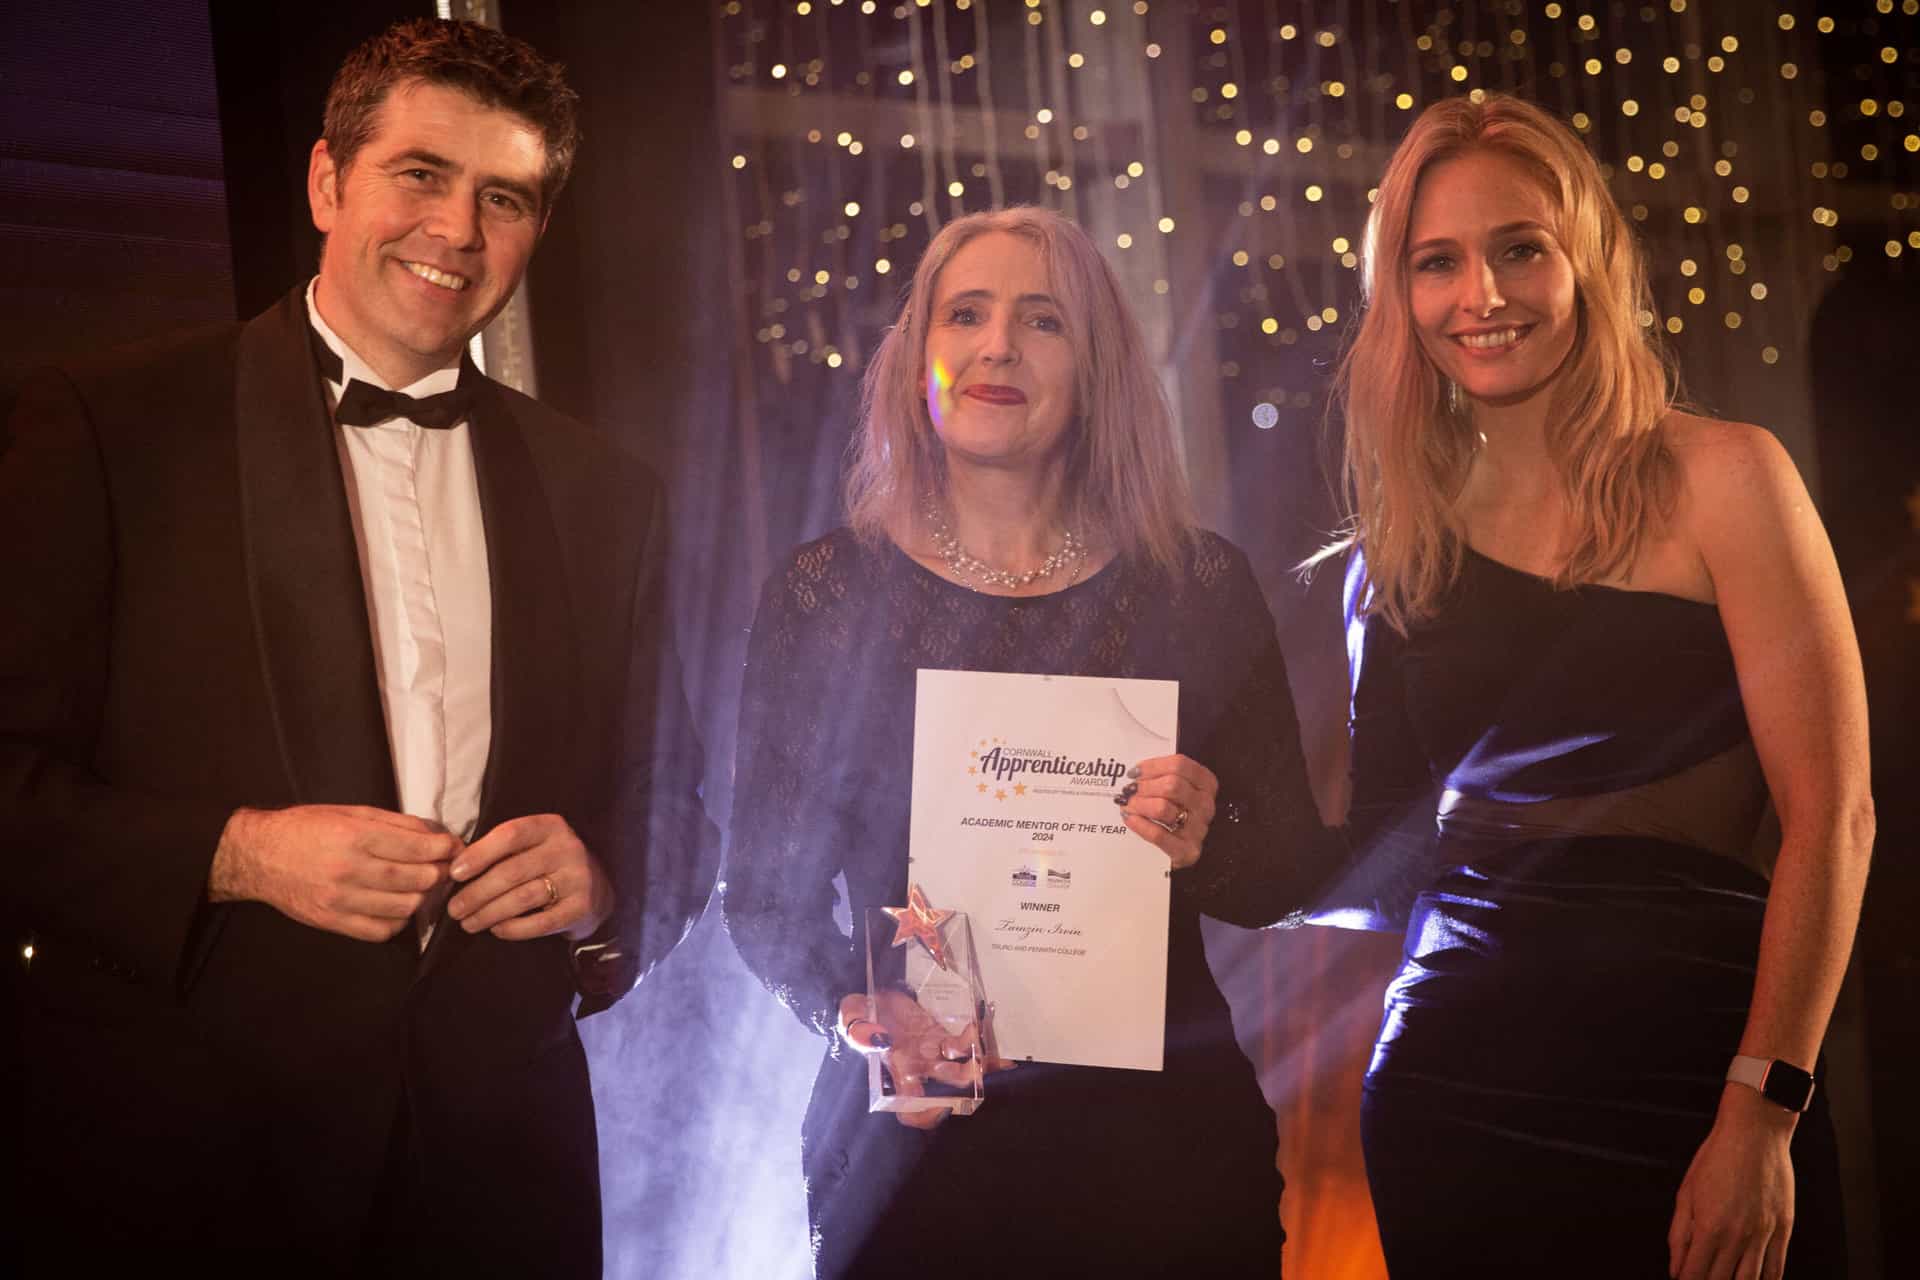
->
[309, 323, 475, 429]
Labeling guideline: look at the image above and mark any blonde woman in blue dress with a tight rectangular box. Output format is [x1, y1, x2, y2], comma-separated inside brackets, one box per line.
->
[1324, 93, 1871, 1279]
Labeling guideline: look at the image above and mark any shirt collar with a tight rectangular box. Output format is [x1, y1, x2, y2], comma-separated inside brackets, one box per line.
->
[304, 278, 463, 399]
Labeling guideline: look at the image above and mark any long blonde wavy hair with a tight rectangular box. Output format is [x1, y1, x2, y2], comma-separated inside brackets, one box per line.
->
[1325, 93, 1677, 631]
[845, 206, 1194, 576]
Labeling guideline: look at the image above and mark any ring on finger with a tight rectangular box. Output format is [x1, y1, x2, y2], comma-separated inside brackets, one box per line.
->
[540, 874, 558, 908]
[1169, 806, 1190, 833]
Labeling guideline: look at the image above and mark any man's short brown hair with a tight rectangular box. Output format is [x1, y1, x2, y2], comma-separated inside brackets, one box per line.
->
[323, 18, 581, 211]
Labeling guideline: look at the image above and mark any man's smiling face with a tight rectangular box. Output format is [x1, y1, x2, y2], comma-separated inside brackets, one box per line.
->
[308, 78, 548, 386]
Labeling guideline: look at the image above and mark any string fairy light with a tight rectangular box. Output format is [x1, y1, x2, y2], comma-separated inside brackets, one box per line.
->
[714, 0, 1918, 461]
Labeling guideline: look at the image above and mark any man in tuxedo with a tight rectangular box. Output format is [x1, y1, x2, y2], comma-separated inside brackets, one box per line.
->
[0, 19, 714, 1273]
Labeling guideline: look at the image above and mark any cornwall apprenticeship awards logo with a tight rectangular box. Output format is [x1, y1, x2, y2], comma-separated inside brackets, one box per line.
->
[963, 736, 1128, 802]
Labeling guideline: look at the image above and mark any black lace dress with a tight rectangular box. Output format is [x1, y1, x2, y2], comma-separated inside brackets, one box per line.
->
[722, 527, 1338, 1278]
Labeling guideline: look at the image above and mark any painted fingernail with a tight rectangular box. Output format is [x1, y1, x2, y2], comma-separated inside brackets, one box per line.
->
[1119, 782, 1138, 798]
[1127, 765, 1142, 779]
[1111, 794, 1128, 806]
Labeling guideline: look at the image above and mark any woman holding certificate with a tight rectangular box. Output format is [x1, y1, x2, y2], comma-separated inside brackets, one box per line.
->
[723, 207, 1338, 1276]
[1325, 95, 1868, 1277]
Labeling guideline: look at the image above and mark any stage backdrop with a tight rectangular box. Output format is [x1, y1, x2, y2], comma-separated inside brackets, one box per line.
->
[514, 4, 1913, 1277]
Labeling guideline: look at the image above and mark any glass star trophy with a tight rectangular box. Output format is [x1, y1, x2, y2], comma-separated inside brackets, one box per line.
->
[861, 884, 988, 1116]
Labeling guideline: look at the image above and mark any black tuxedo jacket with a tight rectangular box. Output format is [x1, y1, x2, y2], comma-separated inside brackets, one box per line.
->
[0, 290, 717, 1272]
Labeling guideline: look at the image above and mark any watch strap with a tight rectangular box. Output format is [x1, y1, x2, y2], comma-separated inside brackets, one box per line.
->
[1726, 1053, 1816, 1113]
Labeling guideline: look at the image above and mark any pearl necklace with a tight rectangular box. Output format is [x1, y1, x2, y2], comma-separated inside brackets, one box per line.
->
[923, 498, 1086, 593]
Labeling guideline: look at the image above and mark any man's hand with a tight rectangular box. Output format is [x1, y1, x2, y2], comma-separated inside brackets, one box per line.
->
[446, 814, 615, 942]
[209, 804, 457, 942]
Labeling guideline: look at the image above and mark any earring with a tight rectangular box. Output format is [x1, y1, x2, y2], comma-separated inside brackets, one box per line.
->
[1446, 379, 1464, 417]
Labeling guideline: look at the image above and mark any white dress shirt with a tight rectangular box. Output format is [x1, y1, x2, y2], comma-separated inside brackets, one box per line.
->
[306, 284, 492, 939]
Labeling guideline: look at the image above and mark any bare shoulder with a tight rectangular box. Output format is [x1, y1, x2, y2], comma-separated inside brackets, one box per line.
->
[1665, 410, 1794, 475]
[1663, 411, 1812, 549]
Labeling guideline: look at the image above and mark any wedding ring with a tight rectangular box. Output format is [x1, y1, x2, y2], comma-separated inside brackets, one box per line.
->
[540, 875, 558, 908]
[1170, 806, 1190, 833]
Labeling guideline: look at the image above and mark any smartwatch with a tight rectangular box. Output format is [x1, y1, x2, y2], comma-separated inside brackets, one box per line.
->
[1725, 1054, 1816, 1113]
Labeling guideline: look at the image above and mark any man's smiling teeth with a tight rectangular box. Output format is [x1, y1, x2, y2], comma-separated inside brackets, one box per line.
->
[402, 261, 470, 291]
[1458, 327, 1525, 350]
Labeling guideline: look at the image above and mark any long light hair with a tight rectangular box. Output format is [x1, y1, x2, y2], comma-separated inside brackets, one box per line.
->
[845, 206, 1194, 576]
[1324, 93, 1677, 631]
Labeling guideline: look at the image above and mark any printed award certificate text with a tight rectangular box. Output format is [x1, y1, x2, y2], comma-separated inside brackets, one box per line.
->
[908, 669, 1177, 1071]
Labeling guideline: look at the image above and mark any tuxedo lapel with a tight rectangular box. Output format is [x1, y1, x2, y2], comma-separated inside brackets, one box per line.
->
[467, 377, 582, 834]
[418, 376, 582, 980]
[234, 290, 399, 810]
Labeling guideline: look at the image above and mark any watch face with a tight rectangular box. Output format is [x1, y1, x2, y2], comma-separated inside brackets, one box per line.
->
[1762, 1061, 1817, 1113]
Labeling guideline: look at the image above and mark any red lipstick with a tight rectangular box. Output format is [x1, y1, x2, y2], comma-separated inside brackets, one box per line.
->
[962, 384, 1027, 405]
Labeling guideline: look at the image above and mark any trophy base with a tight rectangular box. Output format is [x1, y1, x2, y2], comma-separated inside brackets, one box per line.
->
[870, 1079, 984, 1118]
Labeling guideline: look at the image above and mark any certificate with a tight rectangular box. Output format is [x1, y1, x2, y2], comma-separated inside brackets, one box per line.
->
[908, 668, 1178, 1071]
